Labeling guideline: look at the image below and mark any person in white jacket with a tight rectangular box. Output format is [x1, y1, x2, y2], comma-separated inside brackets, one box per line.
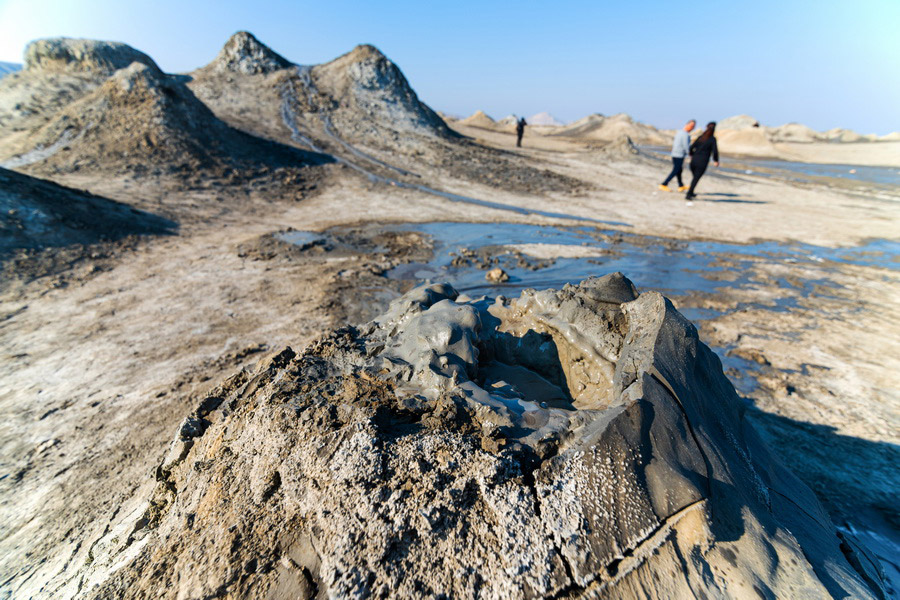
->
[659, 119, 695, 192]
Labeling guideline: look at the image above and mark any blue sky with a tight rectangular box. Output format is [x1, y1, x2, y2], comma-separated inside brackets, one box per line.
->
[1, 0, 898, 134]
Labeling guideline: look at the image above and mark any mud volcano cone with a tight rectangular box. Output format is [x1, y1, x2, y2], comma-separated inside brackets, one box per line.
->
[81, 274, 887, 599]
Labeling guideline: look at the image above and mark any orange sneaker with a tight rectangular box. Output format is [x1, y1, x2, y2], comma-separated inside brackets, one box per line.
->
[678, 185, 689, 192]
[658, 184, 670, 192]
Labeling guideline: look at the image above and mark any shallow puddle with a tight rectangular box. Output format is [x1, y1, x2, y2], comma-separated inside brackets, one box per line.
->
[381, 222, 897, 303]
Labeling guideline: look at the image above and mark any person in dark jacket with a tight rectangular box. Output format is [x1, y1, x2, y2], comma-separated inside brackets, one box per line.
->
[516, 117, 527, 147]
[686, 122, 719, 200]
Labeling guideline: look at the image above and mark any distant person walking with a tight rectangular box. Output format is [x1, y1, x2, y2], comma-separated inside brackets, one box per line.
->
[659, 119, 695, 192]
[686, 122, 719, 200]
[516, 117, 527, 147]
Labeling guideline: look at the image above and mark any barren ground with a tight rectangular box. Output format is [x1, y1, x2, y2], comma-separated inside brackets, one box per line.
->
[1, 123, 898, 595]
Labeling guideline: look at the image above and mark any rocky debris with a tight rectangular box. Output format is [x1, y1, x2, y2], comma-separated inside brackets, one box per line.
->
[485, 266, 508, 282]
[75, 275, 887, 599]
[201, 31, 293, 75]
[24, 37, 160, 75]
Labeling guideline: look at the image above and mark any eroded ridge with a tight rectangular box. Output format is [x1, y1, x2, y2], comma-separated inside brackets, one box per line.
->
[67, 274, 887, 600]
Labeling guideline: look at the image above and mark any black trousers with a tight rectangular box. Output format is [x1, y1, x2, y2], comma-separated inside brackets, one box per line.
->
[516, 131, 523, 147]
[688, 160, 709, 196]
[662, 156, 684, 186]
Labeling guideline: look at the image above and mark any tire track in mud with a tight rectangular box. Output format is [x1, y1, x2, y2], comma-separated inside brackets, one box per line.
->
[280, 68, 631, 227]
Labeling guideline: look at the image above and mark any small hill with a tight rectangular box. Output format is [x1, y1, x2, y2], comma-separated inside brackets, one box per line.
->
[308, 44, 456, 141]
[24, 38, 159, 75]
[823, 128, 869, 143]
[879, 131, 900, 141]
[718, 114, 760, 130]
[551, 113, 669, 145]
[596, 134, 640, 158]
[0, 166, 175, 283]
[198, 31, 292, 75]
[0, 166, 173, 256]
[458, 110, 497, 129]
[191, 34, 583, 195]
[0, 38, 162, 138]
[527, 111, 564, 126]
[1, 58, 321, 176]
[767, 122, 823, 143]
[716, 127, 779, 155]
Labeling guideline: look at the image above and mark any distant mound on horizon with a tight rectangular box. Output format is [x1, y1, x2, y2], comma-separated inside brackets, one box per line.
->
[717, 114, 892, 144]
[458, 110, 497, 129]
[527, 111, 565, 126]
[551, 113, 669, 145]
[717, 114, 760, 130]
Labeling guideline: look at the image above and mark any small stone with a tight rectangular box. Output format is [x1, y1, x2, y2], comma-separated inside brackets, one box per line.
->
[485, 267, 508, 283]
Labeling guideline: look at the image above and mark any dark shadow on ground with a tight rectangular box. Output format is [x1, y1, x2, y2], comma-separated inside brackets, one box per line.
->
[1, 167, 177, 285]
[698, 193, 768, 204]
[0, 167, 176, 255]
[747, 407, 900, 532]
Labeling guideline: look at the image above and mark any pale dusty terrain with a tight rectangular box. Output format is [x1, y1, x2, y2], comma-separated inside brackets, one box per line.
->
[2, 125, 899, 596]
[1, 38, 898, 597]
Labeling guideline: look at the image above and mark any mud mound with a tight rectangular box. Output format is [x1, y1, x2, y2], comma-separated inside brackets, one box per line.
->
[307, 44, 456, 141]
[718, 114, 760, 130]
[552, 113, 669, 145]
[1, 60, 323, 176]
[191, 35, 583, 195]
[717, 127, 779, 155]
[458, 109, 497, 129]
[824, 128, 869, 143]
[75, 275, 886, 599]
[596, 134, 640, 158]
[200, 31, 292, 75]
[0, 166, 174, 283]
[0, 38, 161, 140]
[768, 122, 824, 143]
[24, 37, 159, 75]
[0, 166, 173, 254]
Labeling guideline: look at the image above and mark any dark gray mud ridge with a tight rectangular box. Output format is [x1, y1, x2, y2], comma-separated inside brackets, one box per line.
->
[82, 275, 887, 599]
[0, 166, 175, 288]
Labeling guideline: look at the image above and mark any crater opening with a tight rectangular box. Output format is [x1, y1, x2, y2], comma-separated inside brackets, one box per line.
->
[476, 324, 619, 411]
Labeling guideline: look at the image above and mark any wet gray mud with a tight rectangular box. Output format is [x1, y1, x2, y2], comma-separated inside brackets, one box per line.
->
[283, 221, 898, 397]
[276, 221, 900, 593]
